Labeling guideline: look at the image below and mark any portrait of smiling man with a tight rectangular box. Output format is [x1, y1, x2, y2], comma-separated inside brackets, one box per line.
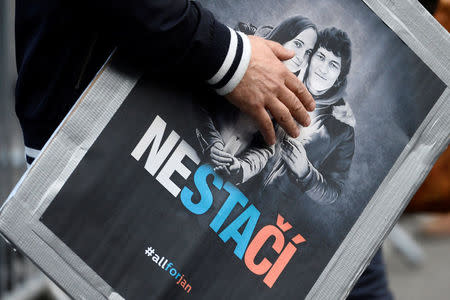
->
[255, 27, 355, 207]
[307, 45, 342, 95]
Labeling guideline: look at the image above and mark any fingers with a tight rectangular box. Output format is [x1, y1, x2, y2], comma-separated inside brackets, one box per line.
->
[264, 40, 295, 61]
[211, 157, 229, 167]
[214, 165, 231, 176]
[211, 154, 231, 165]
[266, 98, 300, 139]
[285, 73, 316, 112]
[213, 142, 225, 151]
[249, 108, 276, 145]
[286, 137, 303, 148]
[281, 141, 302, 166]
[281, 140, 294, 156]
[280, 144, 296, 165]
[214, 166, 225, 172]
[210, 147, 233, 164]
[277, 85, 311, 127]
[212, 147, 234, 159]
[229, 163, 240, 172]
[224, 36, 316, 145]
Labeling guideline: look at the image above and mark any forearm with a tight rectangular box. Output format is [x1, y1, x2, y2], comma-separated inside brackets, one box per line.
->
[94, 0, 250, 92]
[289, 161, 343, 205]
[291, 127, 355, 204]
[238, 145, 274, 183]
[196, 110, 223, 154]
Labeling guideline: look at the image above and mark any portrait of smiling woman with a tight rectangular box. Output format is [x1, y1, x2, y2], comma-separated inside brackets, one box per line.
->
[264, 15, 318, 75]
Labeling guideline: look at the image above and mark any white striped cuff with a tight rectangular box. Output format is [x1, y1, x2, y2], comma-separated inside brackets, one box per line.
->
[25, 146, 41, 158]
[25, 146, 42, 169]
[207, 28, 252, 96]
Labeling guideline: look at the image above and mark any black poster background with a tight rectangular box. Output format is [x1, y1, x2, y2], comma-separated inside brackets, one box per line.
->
[41, 0, 446, 299]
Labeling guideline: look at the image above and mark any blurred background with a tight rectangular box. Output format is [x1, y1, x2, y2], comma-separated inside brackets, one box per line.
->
[0, 0, 448, 299]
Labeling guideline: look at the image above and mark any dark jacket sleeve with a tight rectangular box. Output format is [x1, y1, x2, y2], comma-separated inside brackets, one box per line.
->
[295, 126, 355, 204]
[237, 135, 274, 183]
[195, 108, 224, 154]
[96, 0, 251, 94]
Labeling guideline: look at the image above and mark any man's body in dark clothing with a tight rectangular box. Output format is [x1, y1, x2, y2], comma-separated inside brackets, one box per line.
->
[15, 0, 235, 150]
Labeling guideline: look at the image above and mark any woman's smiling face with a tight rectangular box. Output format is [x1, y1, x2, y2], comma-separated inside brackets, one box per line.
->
[282, 28, 317, 73]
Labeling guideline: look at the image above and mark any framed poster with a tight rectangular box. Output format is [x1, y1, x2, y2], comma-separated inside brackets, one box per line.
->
[1, 0, 449, 299]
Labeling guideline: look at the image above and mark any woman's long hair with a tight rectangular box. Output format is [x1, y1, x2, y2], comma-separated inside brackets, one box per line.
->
[266, 15, 317, 44]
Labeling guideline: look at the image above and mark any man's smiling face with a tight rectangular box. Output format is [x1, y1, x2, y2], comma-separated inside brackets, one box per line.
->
[306, 47, 342, 96]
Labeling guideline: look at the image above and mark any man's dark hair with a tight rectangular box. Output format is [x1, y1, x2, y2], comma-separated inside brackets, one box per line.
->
[314, 27, 352, 90]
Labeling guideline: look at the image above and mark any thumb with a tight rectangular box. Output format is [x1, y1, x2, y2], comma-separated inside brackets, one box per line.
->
[265, 40, 294, 61]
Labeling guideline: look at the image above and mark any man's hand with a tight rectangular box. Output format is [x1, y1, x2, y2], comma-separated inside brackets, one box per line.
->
[225, 35, 315, 145]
